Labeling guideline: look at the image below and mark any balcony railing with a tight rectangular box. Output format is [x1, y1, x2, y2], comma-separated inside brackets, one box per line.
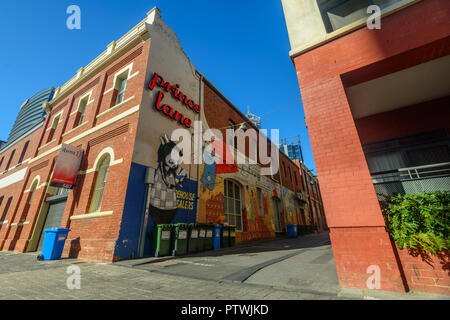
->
[371, 162, 450, 201]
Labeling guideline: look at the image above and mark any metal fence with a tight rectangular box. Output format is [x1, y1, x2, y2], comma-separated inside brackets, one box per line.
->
[371, 162, 450, 201]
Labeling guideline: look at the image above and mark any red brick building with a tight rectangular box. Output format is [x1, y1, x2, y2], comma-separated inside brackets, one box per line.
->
[282, 0, 449, 294]
[0, 8, 325, 263]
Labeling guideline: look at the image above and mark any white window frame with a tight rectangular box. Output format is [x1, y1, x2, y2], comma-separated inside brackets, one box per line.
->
[224, 179, 243, 231]
[77, 95, 89, 125]
[89, 154, 111, 213]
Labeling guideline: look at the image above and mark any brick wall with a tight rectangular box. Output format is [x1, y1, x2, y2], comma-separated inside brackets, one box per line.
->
[203, 83, 301, 193]
[354, 96, 450, 144]
[0, 39, 151, 262]
[0, 127, 44, 251]
[292, 0, 450, 293]
[396, 248, 450, 295]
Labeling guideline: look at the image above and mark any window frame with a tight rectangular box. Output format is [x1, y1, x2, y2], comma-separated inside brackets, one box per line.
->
[76, 93, 90, 126]
[88, 154, 111, 213]
[224, 179, 243, 231]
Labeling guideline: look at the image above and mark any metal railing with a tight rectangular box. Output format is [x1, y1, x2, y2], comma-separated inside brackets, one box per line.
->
[371, 162, 450, 200]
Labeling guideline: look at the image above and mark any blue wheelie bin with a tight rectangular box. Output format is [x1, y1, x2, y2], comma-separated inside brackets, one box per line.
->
[212, 225, 223, 250]
[287, 224, 298, 238]
[40, 228, 71, 260]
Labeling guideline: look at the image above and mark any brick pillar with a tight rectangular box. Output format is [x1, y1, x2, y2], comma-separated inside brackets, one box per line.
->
[299, 75, 406, 292]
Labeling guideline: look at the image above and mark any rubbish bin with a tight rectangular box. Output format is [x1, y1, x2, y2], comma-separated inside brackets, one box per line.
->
[40, 228, 71, 261]
[204, 224, 214, 251]
[213, 225, 222, 250]
[198, 224, 208, 253]
[153, 224, 173, 257]
[188, 224, 200, 254]
[229, 225, 236, 247]
[172, 223, 189, 256]
[221, 226, 230, 248]
[287, 224, 298, 237]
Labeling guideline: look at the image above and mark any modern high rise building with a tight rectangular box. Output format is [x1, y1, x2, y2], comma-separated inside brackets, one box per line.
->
[3, 87, 54, 149]
[279, 136, 304, 162]
[282, 0, 450, 294]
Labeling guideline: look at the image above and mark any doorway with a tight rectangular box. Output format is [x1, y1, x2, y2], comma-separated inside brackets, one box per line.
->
[272, 197, 284, 233]
[36, 191, 69, 251]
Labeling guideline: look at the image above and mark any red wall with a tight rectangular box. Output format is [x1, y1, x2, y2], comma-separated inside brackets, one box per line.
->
[292, 0, 450, 293]
[355, 96, 450, 144]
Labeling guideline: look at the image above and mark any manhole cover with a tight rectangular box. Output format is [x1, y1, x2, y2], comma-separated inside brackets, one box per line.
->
[239, 253, 258, 256]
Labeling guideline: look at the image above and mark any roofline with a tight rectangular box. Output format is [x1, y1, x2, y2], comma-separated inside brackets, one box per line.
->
[46, 7, 160, 112]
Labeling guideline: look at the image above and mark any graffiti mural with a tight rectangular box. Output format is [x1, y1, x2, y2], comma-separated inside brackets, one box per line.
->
[147, 135, 190, 225]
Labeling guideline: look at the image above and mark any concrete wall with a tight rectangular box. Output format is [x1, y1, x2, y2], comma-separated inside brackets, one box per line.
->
[281, 0, 421, 56]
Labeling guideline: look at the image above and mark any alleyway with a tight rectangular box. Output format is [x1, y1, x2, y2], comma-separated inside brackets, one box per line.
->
[0, 232, 447, 300]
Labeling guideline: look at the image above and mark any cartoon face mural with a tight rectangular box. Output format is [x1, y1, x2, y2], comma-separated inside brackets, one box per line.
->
[147, 134, 188, 225]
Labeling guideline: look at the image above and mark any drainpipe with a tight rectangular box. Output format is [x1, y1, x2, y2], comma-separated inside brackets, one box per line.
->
[195, 71, 203, 218]
[278, 159, 286, 233]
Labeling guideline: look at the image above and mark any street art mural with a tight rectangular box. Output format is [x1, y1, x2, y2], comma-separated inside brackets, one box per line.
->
[147, 135, 195, 225]
[196, 136, 302, 243]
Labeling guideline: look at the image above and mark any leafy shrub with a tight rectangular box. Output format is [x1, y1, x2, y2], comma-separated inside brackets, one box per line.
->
[383, 191, 450, 255]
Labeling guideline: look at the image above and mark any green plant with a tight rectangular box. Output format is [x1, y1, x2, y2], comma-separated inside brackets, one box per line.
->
[383, 191, 450, 255]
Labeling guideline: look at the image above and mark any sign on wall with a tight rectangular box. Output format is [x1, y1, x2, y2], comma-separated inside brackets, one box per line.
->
[50, 144, 84, 189]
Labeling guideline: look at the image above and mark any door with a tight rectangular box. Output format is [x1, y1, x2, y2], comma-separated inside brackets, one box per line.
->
[272, 197, 283, 233]
[37, 197, 68, 251]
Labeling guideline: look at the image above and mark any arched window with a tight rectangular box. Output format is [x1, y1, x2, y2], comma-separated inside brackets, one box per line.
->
[28, 179, 38, 205]
[89, 155, 111, 213]
[224, 179, 242, 231]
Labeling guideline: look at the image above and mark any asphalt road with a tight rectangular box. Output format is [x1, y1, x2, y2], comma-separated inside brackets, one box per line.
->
[134, 232, 339, 296]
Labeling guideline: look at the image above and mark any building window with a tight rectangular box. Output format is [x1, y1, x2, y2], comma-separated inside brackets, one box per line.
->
[5, 150, 16, 171]
[28, 180, 38, 205]
[228, 120, 236, 147]
[89, 154, 111, 213]
[47, 114, 60, 143]
[76, 95, 89, 126]
[224, 179, 242, 230]
[115, 72, 128, 105]
[0, 196, 4, 215]
[317, 0, 404, 33]
[288, 166, 293, 184]
[18, 141, 30, 165]
[0, 157, 4, 170]
[1, 197, 13, 221]
[257, 187, 264, 217]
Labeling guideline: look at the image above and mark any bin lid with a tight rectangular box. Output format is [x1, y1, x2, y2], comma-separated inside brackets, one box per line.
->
[44, 228, 71, 233]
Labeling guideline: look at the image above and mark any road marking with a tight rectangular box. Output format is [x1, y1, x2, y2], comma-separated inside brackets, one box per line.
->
[179, 261, 214, 267]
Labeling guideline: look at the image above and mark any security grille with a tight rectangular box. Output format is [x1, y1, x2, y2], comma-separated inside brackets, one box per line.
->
[372, 162, 450, 201]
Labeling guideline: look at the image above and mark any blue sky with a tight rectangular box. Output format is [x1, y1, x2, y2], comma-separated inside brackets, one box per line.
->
[1, 0, 316, 173]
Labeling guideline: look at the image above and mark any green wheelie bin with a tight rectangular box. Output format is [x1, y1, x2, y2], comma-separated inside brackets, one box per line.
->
[153, 224, 173, 257]
[221, 226, 230, 248]
[172, 223, 189, 256]
[204, 224, 214, 251]
[229, 225, 236, 247]
[188, 223, 200, 254]
[198, 224, 208, 253]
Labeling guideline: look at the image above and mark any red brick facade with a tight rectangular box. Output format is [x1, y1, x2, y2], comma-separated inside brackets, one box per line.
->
[291, 0, 450, 293]
[0, 39, 150, 262]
